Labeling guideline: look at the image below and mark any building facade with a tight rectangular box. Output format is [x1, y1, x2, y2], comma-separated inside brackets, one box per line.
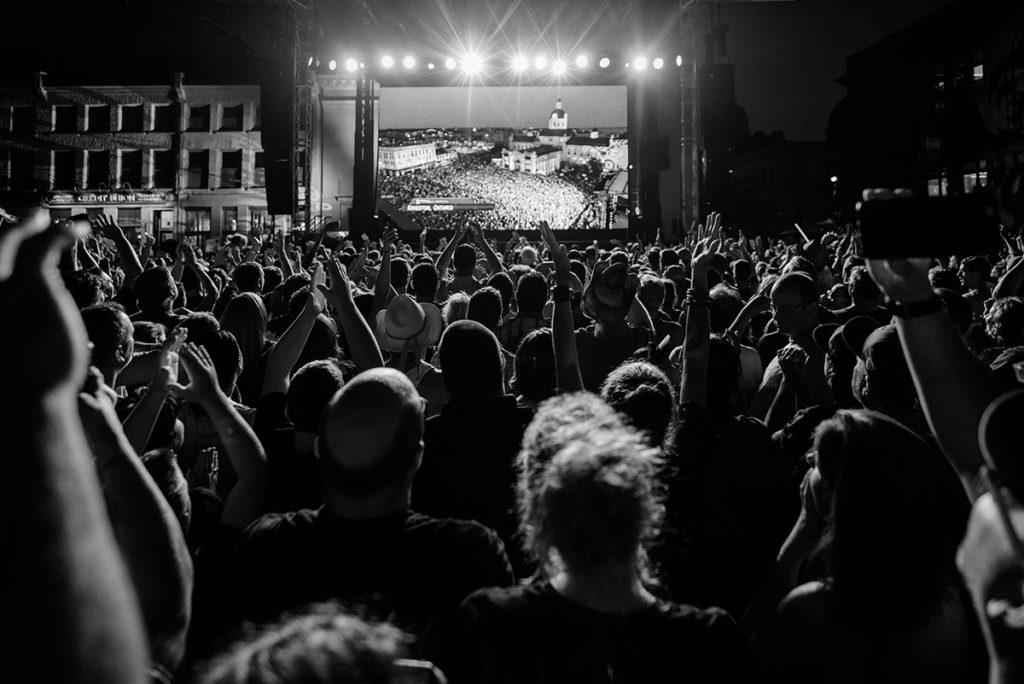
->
[377, 141, 454, 174]
[498, 145, 562, 175]
[827, 0, 1024, 223]
[0, 81, 267, 239]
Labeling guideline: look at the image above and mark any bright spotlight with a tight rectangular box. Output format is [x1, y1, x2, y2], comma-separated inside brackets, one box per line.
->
[634, 56, 648, 71]
[575, 55, 588, 68]
[552, 59, 567, 75]
[598, 57, 610, 69]
[402, 55, 416, 69]
[381, 55, 395, 69]
[462, 52, 484, 75]
[444, 57, 457, 69]
[427, 62, 436, 70]
[328, 59, 337, 71]
[675, 55, 683, 67]
[307, 55, 314, 67]
[534, 55, 548, 70]
[653, 57, 664, 70]
[344, 58, 358, 72]
[512, 55, 528, 72]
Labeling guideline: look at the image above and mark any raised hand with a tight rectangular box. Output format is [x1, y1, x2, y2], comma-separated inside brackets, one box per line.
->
[305, 262, 328, 314]
[0, 210, 90, 393]
[90, 214, 125, 242]
[777, 345, 809, 385]
[165, 343, 222, 405]
[538, 220, 570, 276]
[155, 327, 188, 390]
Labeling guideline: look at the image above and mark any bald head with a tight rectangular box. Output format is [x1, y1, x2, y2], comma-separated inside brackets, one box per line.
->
[319, 368, 424, 496]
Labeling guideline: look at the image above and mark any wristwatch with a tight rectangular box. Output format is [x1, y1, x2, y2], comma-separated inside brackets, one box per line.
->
[891, 295, 944, 319]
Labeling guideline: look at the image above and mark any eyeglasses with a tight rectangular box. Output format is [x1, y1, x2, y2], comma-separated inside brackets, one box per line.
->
[770, 301, 812, 315]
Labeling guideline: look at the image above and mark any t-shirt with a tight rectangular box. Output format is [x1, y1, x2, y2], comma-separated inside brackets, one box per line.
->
[414, 396, 533, 574]
[574, 323, 651, 392]
[442, 580, 749, 683]
[226, 507, 514, 657]
[833, 304, 893, 326]
[253, 392, 322, 513]
[129, 307, 189, 331]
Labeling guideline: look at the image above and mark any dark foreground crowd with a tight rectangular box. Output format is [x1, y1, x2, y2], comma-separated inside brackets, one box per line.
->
[5, 196, 1024, 683]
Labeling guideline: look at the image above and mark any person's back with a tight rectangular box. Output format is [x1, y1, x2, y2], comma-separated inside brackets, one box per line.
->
[449, 580, 743, 683]
[229, 368, 513, 656]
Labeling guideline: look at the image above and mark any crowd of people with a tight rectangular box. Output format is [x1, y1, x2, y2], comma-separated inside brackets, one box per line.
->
[6, 193, 1024, 683]
[377, 154, 608, 232]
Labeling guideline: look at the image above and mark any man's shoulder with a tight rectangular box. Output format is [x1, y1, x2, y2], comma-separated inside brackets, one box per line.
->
[406, 511, 507, 554]
[238, 508, 319, 546]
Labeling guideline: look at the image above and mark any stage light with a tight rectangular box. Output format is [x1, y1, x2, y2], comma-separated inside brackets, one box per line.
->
[653, 57, 664, 70]
[534, 55, 548, 70]
[575, 55, 589, 68]
[830, 175, 838, 183]
[328, 59, 337, 71]
[427, 62, 436, 70]
[598, 57, 610, 69]
[343, 58, 358, 72]
[307, 56, 314, 67]
[359, 62, 365, 69]
[381, 55, 395, 69]
[675, 54, 683, 67]
[512, 55, 528, 72]
[552, 59, 567, 75]
[402, 55, 416, 69]
[462, 52, 484, 75]
[444, 57, 457, 69]
[634, 56, 648, 71]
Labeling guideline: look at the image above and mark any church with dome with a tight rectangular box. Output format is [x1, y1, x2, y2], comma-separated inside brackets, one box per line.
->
[499, 97, 628, 175]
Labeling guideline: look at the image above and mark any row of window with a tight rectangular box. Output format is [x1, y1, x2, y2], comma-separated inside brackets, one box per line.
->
[48, 206, 269, 235]
[1, 149, 265, 190]
[6, 103, 257, 134]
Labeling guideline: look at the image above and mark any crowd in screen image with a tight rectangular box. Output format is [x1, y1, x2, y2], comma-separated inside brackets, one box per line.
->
[377, 155, 610, 233]
[7, 190, 1024, 684]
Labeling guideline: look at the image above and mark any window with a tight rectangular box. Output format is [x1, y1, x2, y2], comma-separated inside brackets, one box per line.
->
[253, 151, 266, 187]
[86, 150, 110, 188]
[117, 207, 142, 230]
[153, 104, 176, 132]
[927, 175, 945, 197]
[152, 150, 176, 188]
[973, 64, 984, 81]
[53, 150, 75, 189]
[87, 105, 111, 133]
[184, 207, 211, 233]
[11, 150, 35, 189]
[252, 104, 260, 131]
[87, 208, 106, 220]
[186, 150, 209, 188]
[120, 105, 144, 132]
[119, 150, 142, 188]
[222, 207, 238, 232]
[12, 106, 34, 133]
[220, 150, 242, 188]
[187, 104, 210, 132]
[53, 105, 77, 133]
[250, 207, 268, 231]
[221, 104, 243, 131]
[49, 208, 72, 221]
[964, 167, 988, 193]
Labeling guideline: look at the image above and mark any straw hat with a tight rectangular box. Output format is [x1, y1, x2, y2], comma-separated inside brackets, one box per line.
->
[374, 294, 444, 353]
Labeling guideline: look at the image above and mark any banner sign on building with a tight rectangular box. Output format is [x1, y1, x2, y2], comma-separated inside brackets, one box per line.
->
[46, 191, 175, 206]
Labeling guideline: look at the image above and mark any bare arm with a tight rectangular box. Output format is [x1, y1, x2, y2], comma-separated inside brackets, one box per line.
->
[680, 214, 722, 407]
[80, 383, 193, 674]
[262, 267, 327, 396]
[2, 212, 147, 683]
[168, 344, 268, 530]
[992, 255, 1024, 300]
[93, 215, 143, 287]
[372, 228, 398, 319]
[324, 257, 384, 372]
[435, 224, 467, 277]
[541, 222, 583, 392]
[472, 223, 503, 274]
[868, 255, 1002, 498]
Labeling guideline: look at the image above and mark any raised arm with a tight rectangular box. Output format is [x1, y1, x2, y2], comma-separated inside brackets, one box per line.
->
[992, 254, 1024, 300]
[122, 328, 186, 454]
[262, 264, 327, 396]
[79, 377, 193, 675]
[540, 221, 583, 392]
[435, 224, 467, 277]
[168, 343, 268, 530]
[183, 244, 220, 311]
[472, 222, 503, 274]
[372, 228, 398, 318]
[274, 231, 295, 278]
[324, 257, 384, 372]
[1, 211, 147, 683]
[867, 254, 1001, 497]
[680, 215, 722, 407]
[93, 214, 143, 288]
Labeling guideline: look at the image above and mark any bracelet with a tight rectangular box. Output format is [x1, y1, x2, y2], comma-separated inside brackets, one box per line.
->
[552, 284, 571, 303]
[684, 288, 711, 307]
[891, 295, 944, 319]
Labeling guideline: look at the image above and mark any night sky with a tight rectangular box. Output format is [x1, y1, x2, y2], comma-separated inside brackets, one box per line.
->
[360, 0, 959, 139]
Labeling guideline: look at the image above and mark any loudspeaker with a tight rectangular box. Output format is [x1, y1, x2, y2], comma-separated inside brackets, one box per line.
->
[265, 157, 293, 215]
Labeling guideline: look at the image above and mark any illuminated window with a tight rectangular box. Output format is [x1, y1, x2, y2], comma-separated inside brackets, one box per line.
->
[973, 64, 984, 81]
